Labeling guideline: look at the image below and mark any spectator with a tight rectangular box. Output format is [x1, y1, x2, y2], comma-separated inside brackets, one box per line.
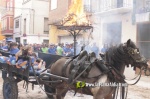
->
[56, 43, 63, 55]
[70, 43, 74, 56]
[91, 42, 99, 57]
[101, 44, 108, 54]
[84, 41, 91, 53]
[9, 42, 20, 54]
[41, 44, 48, 53]
[48, 44, 56, 54]
[63, 43, 72, 56]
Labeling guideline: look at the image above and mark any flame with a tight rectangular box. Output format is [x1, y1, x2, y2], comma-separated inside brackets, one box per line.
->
[62, 0, 89, 26]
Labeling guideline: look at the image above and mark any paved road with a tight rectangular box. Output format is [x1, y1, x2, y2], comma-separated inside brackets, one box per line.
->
[0, 70, 150, 99]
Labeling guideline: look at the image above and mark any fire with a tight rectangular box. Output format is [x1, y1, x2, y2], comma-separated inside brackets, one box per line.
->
[62, 0, 89, 26]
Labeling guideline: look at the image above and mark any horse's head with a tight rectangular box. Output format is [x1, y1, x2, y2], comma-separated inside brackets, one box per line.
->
[123, 39, 148, 69]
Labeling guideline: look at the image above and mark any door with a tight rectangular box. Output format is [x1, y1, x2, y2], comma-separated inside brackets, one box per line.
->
[137, 23, 150, 59]
[15, 37, 20, 44]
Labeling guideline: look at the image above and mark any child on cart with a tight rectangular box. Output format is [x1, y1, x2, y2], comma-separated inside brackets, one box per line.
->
[29, 52, 44, 74]
[16, 46, 44, 75]
[15, 45, 33, 69]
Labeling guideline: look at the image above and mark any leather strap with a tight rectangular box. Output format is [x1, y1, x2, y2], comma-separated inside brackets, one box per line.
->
[62, 59, 72, 77]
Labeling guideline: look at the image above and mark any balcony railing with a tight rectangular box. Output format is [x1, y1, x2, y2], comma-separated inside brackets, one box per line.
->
[136, 12, 150, 23]
[84, 3, 132, 13]
[137, 6, 150, 14]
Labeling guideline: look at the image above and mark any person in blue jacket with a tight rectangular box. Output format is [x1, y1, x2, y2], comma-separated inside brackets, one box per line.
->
[48, 44, 56, 55]
[7, 42, 20, 65]
[1, 37, 14, 51]
[2, 42, 19, 80]
[63, 43, 72, 56]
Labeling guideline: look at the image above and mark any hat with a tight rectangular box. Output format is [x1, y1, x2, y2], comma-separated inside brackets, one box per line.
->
[65, 42, 69, 45]
[50, 43, 54, 46]
[6, 38, 14, 42]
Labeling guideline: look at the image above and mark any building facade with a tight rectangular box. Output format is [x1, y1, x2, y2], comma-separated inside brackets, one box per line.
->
[13, 0, 49, 44]
[49, 0, 74, 44]
[0, 0, 14, 37]
[86, 0, 135, 49]
[134, 0, 150, 59]
[48, 0, 135, 47]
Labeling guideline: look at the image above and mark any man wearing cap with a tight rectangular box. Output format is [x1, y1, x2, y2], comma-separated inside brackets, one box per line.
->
[2, 42, 19, 79]
[1, 38, 14, 51]
[48, 44, 56, 54]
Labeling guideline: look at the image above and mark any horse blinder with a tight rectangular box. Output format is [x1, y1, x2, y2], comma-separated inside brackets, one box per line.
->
[126, 47, 148, 68]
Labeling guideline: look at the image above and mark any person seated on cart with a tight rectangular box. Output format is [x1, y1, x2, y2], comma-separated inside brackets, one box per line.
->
[0, 42, 19, 63]
[15, 45, 33, 69]
[6, 42, 19, 65]
[29, 58, 44, 75]
[1, 38, 14, 51]
[1, 42, 19, 80]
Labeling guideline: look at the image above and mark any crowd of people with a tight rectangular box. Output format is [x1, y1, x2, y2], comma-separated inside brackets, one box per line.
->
[0, 37, 110, 79]
[0, 38, 46, 79]
[0, 40, 109, 58]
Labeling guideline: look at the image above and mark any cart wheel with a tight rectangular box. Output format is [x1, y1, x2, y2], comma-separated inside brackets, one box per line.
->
[44, 85, 55, 99]
[3, 77, 18, 99]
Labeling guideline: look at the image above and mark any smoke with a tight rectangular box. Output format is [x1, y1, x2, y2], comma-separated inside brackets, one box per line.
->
[89, 1, 134, 49]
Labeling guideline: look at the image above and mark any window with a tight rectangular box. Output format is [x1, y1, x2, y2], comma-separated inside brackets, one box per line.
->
[24, 19, 26, 34]
[23, 0, 31, 4]
[43, 40, 49, 45]
[4, 18, 7, 30]
[137, 23, 150, 59]
[51, 0, 57, 10]
[1, 20, 4, 30]
[100, 0, 112, 11]
[117, 0, 123, 8]
[23, 39, 27, 45]
[7, 2, 10, 11]
[10, 0, 13, 11]
[10, 17, 13, 29]
[44, 18, 49, 34]
[84, 0, 91, 12]
[15, 19, 19, 28]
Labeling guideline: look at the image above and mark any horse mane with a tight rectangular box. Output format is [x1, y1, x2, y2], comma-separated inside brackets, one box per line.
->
[105, 44, 127, 71]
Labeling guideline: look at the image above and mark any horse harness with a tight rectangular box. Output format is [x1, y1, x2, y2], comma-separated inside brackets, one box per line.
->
[62, 51, 96, 84]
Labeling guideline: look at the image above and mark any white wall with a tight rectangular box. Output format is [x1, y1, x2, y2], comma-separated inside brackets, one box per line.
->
[32, 0, 49, 35]
[121, 13, 136, 43]
[21, 36, 49, 44]
[14, 0, 23, 17]
[14, 0, 49, 44]
[92, 12, 136, 47]
[13, 0, 23, 41]
[21, 1, 33, 35]
[13, 17, 21, 35]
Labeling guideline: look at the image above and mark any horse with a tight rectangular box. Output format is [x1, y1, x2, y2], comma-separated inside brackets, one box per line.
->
[46, 39, 148, 99]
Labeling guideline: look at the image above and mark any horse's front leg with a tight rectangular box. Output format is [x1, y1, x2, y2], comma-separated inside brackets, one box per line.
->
[55, 88, 68, 99]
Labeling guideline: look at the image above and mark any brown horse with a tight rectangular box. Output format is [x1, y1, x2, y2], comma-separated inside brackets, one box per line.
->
[46, 39, 148, 99]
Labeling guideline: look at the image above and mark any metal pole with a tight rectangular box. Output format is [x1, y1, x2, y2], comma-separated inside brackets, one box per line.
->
[73, 31, 76, 56]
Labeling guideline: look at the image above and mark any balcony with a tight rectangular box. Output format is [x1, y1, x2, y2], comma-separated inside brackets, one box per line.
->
[93, 4, 133, 16]
[136, 12, 150, 23]
[135, 6, 150, 23]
